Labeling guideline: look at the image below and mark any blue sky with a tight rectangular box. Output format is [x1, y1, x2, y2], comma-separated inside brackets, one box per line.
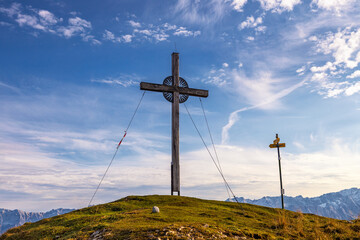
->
[1, 0, 360, 211]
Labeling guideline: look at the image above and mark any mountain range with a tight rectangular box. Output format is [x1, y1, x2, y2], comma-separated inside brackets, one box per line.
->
[0, 208, 74, 234]
[228, 187, 360, 220]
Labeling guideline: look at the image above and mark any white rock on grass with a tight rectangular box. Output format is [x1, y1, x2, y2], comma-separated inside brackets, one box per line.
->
[152, 206, 160, 213]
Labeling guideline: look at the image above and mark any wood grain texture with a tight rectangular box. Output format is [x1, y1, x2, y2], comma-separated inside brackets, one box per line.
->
[171, 53, 180, 194]
[140, 82, 208, 98]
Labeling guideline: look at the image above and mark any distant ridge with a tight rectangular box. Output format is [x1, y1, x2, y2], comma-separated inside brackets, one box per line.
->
[228, 187, 360, 220]
[0, 208, 74, 234]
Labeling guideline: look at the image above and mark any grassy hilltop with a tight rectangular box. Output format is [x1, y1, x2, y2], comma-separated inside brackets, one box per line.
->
[1, 195, 360, 239]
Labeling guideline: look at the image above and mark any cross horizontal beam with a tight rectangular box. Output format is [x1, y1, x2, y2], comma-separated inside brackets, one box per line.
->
[140, 82, 208, 98]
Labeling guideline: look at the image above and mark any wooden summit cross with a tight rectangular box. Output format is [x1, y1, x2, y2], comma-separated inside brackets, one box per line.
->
[140, 52, 208, 196]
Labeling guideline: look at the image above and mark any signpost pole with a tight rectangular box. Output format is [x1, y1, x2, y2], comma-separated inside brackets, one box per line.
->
[277, 139, 284, 210]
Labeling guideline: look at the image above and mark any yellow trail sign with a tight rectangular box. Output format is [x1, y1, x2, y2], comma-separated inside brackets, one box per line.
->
[269, 143, 286, 148]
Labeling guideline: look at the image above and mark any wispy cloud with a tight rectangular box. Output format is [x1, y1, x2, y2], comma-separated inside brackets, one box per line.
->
[238, 15, 267, 34]
[238, 16, 263, 30]
[257, 0, 302, 13]
[230, 0, 302, 13]
[221, 77, 306, 144]
[231, 0, 248, 12]
[203, 65, 231, 87]
[3, 114, 360, 211]
[102, 30, 133, 43]
[0, 81, 21, 93]
[0, 2, 20, 17]
[308, 27, 360, 98]
[173, 27, 201, 37]
[128, 20, 141, 28]
[174, 0, 228, 25]
[311, 0, 358, 14]
[347, 70, 360, 79]
[0, 82, 173, 210]
[58, 17, 91, 38]
[0, 2, 100, 45]
[180, 137, 360, 200]
[91, 74, 142, 87]
[103, 21, 201, 44]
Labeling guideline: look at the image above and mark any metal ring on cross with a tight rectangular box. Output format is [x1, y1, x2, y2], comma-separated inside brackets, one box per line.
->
[162, 76, 189, 103]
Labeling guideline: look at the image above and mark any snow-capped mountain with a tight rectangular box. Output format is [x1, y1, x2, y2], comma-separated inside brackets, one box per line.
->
[0, 208, 74, 234]
[228, 188, 360, 220]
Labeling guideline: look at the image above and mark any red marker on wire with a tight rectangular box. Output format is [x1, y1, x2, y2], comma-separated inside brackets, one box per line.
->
[117, 131, 127, 149]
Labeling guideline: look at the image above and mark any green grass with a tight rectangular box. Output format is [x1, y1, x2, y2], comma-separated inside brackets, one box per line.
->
[2, 195, 360, 239]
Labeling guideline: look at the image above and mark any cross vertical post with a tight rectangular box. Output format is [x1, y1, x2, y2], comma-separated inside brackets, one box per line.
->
[171, 52, 180, 196]
[140, 53, 208, 196]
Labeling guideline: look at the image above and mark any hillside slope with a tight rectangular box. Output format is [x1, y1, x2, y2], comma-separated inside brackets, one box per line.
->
[1, 195, 360, 239]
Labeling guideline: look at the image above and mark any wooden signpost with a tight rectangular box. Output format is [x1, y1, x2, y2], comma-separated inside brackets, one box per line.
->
[269, 133, 286, 209]
[140, 52, 208, 196]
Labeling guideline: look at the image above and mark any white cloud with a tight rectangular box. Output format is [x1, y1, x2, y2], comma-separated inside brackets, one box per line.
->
[238, 16, 263, 30]
[174, 26, 201, 37]
[163, 23, 177, 30]
[246, 36, 255, 41]
[15, 13, 46, 30]
[222, 62, 229, 68]
[344, 82, 360, 96]
[128, 20, 141, 28]
[38, 10, 59, 25]
[310, 62, 336, 73]
[316, 28, 360, 69]
[346, 70, 360, 79]
[103, 29, 115, 41]
[0, 81, 20, 93]
[175, 0, 228, 25]
[296, 65, 306, 75]
[0, 3, 100, 44]
[91, 74, 143, 87]
[182, 137, 360, 201]
[136, 29, 153, 36]
[122, 34, 133, 43]
[308, 35, 318, 41]
[312, 0, 357, 13]
[222, 71, 306, 143]
[4, 113, 360, 210]
[82, 35, 102, 45]
[0, 3, 21, 17]
[153, 33, 169, 41]
[69, 16, 91, 29]
[257, 0, 302, 13]
[0, 132, 171, 210]
[58, 17, 92, 38]
[308, 27, 360, 98]
[130, 23, 200, 43]
[0, 3, 198, 45]
[255, 25, 267, 33]
[0, 21, 12, 27]
[204, 66, 230, 87]
[231, 0, 248, 12]
[233, 70, 305, 109]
